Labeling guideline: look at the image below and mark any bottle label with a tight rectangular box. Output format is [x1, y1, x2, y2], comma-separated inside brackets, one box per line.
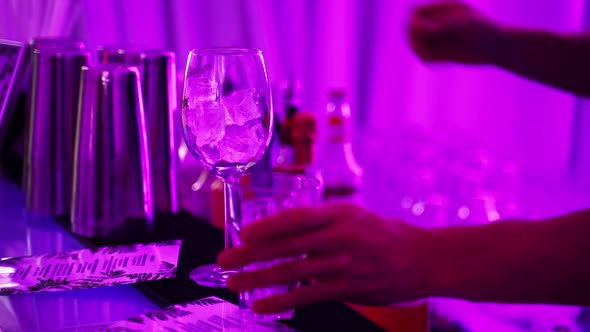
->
[328, 116, 347, 144]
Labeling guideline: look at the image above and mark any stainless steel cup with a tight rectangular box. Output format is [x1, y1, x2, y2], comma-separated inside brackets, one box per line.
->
[23, 49, 90, 215]
[71, 64, 154, 238]
[139, 51, 178, 214]
[23, 38, 85, 109]
[24, 38, 85, 88]
[20, 38, 85, 168]
[98, 46, 179, 214]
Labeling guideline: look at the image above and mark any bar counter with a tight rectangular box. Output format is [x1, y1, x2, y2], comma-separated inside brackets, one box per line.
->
[0, 176, 410, 331]
[0, 179, 158, 331]
[3, 144, 590, 331]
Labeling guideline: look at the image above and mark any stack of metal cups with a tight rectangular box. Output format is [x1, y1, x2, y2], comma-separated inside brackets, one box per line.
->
[21, 37, 86, 96]
[23, 44, 90, 216]
[23, 40, 178, 238]
[97, 45, 179, 214]
[22, 38, 85, 151]
[71, 65, 154, 237]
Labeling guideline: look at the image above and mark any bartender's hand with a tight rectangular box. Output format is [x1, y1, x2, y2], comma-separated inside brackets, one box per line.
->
[217, 202, 432, 314]
[409, 0, 503, 64]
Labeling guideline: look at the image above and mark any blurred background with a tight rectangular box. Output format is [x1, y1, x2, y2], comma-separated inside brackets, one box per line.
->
[2, 0, 588, 178]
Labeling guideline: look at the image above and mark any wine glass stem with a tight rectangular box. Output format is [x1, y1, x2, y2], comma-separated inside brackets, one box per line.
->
[224, 179, 231, 249]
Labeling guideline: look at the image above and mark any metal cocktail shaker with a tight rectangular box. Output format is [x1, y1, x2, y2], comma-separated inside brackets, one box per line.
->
[71, 64, 154, 238]
[23, 48, 90, 215]
[23, 38, 85, 127]
[18, 37, 84, 181]
[23, 38, 85, 92]
[139, 51, 179, 214]
[0, 38, 84, 183]
[97, 46, 179, 214]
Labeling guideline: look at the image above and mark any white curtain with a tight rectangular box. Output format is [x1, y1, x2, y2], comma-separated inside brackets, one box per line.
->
[74, 0, 586, 176]
[1, 0, 585, 176]
[0, 0, 81, 40]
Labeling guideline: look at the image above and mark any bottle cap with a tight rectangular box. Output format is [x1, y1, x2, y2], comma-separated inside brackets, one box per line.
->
[328, 88, 347, 99]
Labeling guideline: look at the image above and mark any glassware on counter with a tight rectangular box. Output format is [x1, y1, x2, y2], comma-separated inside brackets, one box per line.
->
[319, 90, 363, 203]
[225, 171, 320, 321]
[71, 65, 154, 238]
[97, 46, 180, 215]
[181, 47, 273, 288]
[275, 75, 303, 167]
[24, 48, 90, 216]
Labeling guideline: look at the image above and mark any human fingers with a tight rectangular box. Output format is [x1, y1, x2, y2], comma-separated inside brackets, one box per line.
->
[240, 205, 336, 243]
[252, 280, 353, 314]
[218, 228, 338, 269]
[413, 0, 464, 19]
[226, 255, 351, 292]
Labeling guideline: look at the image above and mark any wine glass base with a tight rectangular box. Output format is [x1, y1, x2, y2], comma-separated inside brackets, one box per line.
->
[189, 264, 236, 288]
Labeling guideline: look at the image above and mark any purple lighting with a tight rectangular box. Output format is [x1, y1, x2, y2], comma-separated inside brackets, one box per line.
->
[22, 0, 577, 179]
[2, 0, 590, 331]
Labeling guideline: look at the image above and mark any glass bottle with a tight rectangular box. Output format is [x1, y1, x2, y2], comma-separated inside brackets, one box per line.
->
[320, 90, 363, 203]
[274, 111, 322, 182]
[275, 75, 302, 166]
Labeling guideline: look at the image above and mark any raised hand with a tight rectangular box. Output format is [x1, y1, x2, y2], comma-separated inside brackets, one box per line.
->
[409, 1, 502, 64]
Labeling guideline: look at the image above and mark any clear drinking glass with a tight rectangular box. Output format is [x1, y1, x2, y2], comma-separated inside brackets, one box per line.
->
[225, 171, 321, 320]
[181, 48, 273, 287]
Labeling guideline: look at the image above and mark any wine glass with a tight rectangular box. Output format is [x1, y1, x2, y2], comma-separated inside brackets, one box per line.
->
[181, 48, 273, 287]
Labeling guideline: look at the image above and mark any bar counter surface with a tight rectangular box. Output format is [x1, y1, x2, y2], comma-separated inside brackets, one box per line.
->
[0, 178, 159, 331]
[3, 157, 590, 331]
[0, 176, 407, 331]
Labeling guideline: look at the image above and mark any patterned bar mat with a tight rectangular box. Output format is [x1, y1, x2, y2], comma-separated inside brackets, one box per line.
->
[55, 211, 386, 332]
[95, 296, 298, 331]
[0, 240, 180, 295]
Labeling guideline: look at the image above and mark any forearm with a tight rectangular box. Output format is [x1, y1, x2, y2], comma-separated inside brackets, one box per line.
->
[427, 209, 590, 305]
[487, 27, 590, 97]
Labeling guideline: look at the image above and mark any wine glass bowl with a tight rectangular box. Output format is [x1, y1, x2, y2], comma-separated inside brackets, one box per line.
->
[182, 48, 273, 178]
